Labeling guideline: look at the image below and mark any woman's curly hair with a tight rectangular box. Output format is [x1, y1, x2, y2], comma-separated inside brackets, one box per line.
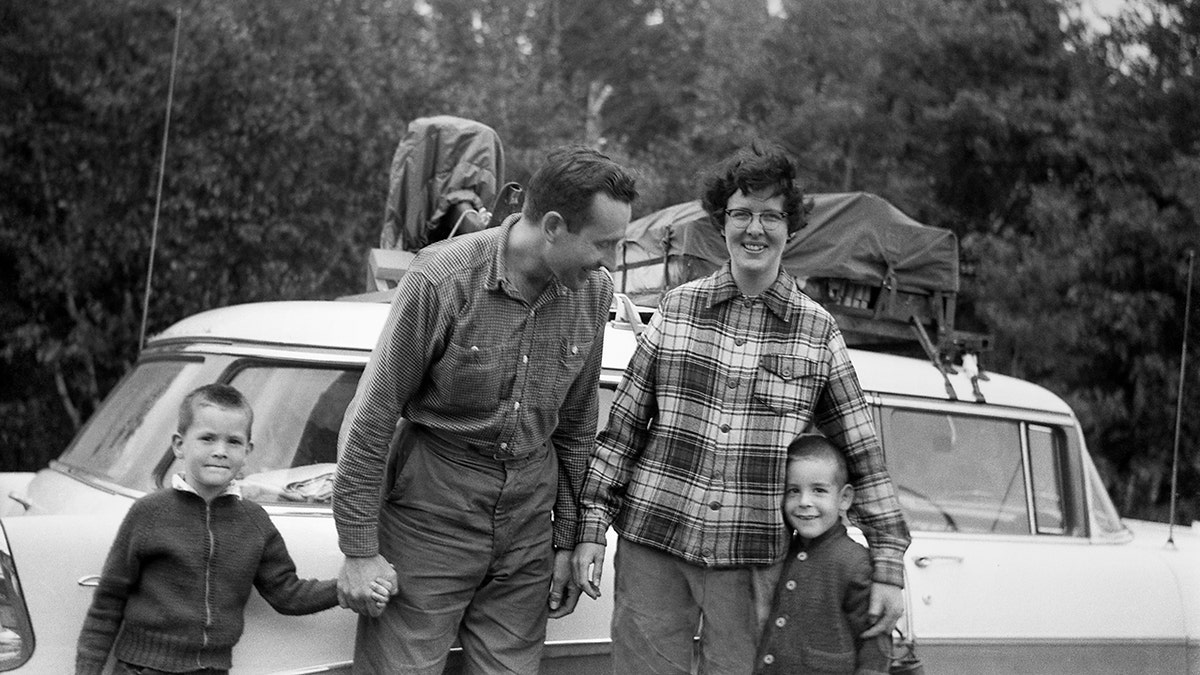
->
[700, 141, 812, 236]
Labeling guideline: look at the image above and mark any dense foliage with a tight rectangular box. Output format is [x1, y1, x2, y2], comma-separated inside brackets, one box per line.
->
[2, 0, 1197, 522]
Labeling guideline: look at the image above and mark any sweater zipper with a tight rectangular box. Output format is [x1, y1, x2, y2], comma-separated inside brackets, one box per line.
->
[200, 499, 214, 667]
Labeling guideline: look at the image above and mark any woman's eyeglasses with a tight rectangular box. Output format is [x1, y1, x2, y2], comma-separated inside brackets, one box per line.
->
[724, 208, 788, 230]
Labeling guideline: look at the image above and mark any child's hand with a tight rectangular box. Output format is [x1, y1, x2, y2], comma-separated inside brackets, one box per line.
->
[369, 576, 395, 611]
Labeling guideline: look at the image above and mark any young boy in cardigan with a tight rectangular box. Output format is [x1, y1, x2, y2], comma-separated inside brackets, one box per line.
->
[76, 383, 390, 675]
[755, 434, 893, 675]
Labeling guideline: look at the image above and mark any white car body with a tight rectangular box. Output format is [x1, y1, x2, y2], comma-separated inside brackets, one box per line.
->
[0, 299, 1196, 674]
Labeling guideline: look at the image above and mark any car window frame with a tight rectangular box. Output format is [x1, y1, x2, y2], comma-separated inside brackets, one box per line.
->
[872, 393, 1088, 538]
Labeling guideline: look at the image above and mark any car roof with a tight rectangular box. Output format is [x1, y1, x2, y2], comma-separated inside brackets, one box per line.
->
[151, 300, 1072, 415]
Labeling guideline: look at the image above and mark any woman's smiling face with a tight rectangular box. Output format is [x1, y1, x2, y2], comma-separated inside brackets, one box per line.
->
[723, 188, 788, 294]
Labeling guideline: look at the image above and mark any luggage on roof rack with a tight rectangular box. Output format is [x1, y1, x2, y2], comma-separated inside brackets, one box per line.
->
[366, 116, 523, 293]
[612, 192, 988, 357]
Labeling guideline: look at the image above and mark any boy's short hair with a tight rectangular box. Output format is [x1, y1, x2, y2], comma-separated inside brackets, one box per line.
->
[523, 145, 638, 232]
[701, 141, 812, 237]
[177, 383, 254, 438]
[786, 433, 849, 487]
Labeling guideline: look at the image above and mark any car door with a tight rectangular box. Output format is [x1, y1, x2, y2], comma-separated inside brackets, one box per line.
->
[878, 399, 1189, 674]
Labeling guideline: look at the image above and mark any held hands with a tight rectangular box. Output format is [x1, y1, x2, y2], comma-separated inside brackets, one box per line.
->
[548, 548, 583, 619]
[860, 581, 904, 638]
[338, 554, 398, 618]
[571, 542, 606, 600]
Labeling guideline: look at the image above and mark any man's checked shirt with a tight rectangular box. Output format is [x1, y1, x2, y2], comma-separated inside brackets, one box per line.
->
[578, 265, 910, 586]
[334, 219, 610, 557]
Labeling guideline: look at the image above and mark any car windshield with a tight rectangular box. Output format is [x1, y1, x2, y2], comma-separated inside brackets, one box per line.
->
[59, 358, 365, 502]
[59, 356, 622, 505]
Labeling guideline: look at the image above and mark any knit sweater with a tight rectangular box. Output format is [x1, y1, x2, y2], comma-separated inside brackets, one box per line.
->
[754, 523, 892, 675]
[76, 481, 338, 674]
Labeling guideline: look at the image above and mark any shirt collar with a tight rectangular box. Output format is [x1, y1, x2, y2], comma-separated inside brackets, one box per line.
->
[704, 263, 799, 322]
[488, 213, 568, 303]
[796, 520, 848, 551]
[171, 473, 242, 500]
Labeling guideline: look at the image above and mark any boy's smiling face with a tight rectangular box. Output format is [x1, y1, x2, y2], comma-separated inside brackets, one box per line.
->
[172, 402, 252, 501]
[783, 455, 854, 540]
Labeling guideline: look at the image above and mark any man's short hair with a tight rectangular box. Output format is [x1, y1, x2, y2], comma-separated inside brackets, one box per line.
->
[523, 145, 638, 232]
[786, 433, 849, 487]
[701, 141, 810, 236]
[177, 383, 254, 438]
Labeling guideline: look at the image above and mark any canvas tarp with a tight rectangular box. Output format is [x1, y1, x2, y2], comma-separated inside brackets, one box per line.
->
[613, 192, 959, 306]
[380, 115, 505, 252]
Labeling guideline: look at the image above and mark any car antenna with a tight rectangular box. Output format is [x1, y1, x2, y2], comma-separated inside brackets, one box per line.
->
[138, 3, 183, 351]
[1168, 248, 1194, 547]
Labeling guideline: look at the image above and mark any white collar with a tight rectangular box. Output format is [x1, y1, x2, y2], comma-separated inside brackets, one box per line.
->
[171, 473, 243, 500]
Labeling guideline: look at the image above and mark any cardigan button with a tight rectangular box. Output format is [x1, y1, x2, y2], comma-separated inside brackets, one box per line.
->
[796, 551, 808, 561]
[763, 654, 775, 665]
[785, 580, 797, 591]
[775, 616, 787, 628]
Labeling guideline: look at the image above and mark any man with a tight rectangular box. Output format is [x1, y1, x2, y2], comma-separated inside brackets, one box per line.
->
[573, 143, 909, 675]
[334, 145, 637, 674]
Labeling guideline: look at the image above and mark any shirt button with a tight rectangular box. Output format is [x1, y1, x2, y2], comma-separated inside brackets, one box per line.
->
[735, 337, 746, 346]
[719, 424, 730, 433]
[708, 501, 721, 511]
[470, 345, 479, 352]
[775, 617, 787, 628]
[763, 655, 775, 665]
[499, 442, 509, 451]
[522, 354, 529, 364]
[796, 551, 808, 561]
[529, 310, 536, 318]
[785, 580, 797, 591]
[513, 401, 521, 410]
[781, 367, 792, 377]
[571, 345, 579, 355]
[726, 379, 738, 389]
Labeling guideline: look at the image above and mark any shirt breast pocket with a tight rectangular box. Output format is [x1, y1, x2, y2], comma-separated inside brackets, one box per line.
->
[752, 353, 823, 415]
[537, 337, 593, 408]
[436, 341, 513, 410]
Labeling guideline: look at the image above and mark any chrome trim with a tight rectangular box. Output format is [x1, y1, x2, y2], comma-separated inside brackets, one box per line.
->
[265, 663, 352, 675]
[916, 636, 1191, 647]
[874, 393, 1076, 426]
[47, 462, 147, 500]
[170, 343, 372, 364]
[78, 575, 101, 587]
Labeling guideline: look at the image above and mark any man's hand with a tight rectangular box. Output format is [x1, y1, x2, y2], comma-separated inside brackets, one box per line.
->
[548, 548, 582, 619]
[571, 542, 606, 600]
[338, 554, 397, 618]
[860, 581, 904, 638]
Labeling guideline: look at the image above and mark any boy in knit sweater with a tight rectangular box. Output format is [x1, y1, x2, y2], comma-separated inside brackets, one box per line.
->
[754, 434, 893, 675]
[76, 383, 390, 675]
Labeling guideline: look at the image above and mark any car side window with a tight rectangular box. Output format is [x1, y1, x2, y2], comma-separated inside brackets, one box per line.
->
[147, 365, 363, 504]
[886, 409, 1029, 534]
[883, 408, 1073, 536]
[1028, 424, 1066, 534]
